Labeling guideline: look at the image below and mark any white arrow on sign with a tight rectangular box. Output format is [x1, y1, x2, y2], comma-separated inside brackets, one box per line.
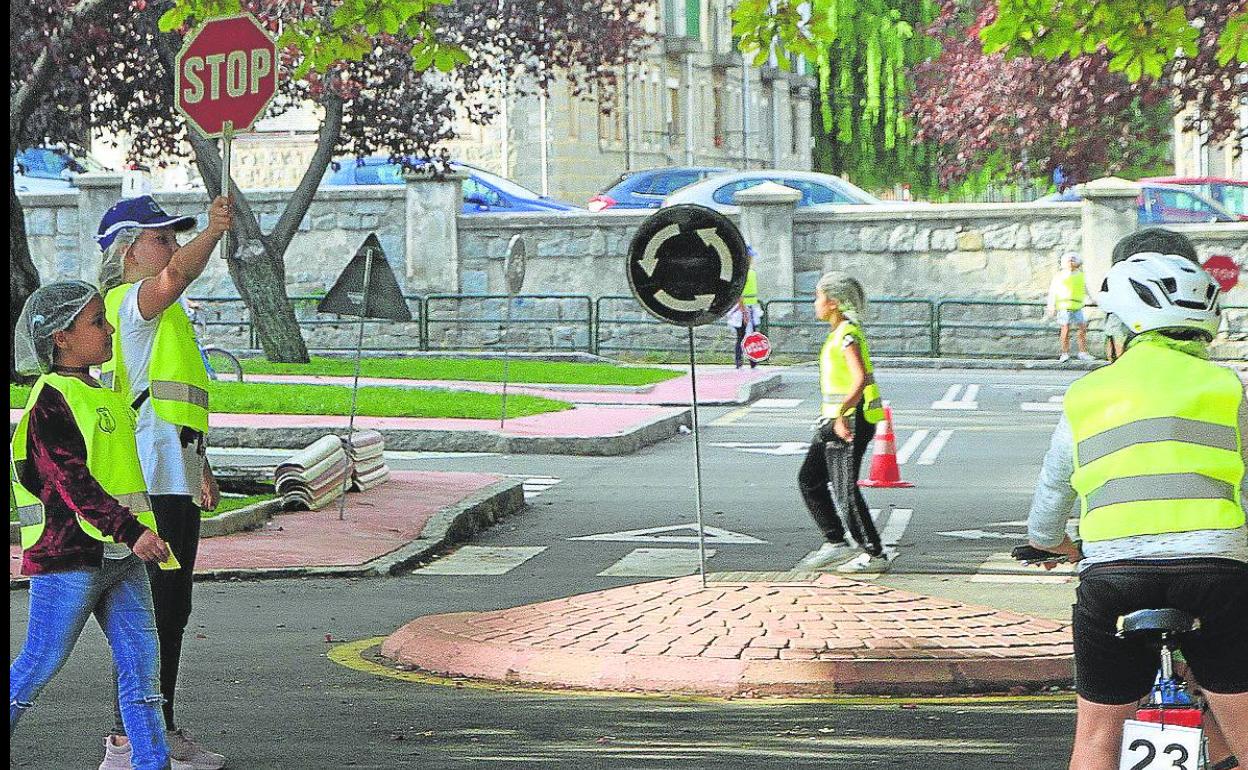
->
[654, 289, 714, 312]
[696, 227, 733, 281]
[936, 529, 1021, 541]
[640, 223, 681, 277]
[570, 524, 766, 544]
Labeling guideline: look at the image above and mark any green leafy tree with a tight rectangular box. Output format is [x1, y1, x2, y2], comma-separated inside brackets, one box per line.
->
[732, 0, 941, 194]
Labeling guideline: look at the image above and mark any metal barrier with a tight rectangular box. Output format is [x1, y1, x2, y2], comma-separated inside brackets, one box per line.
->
[190, 294, 1248, 361]
[424, 294, 592, 353]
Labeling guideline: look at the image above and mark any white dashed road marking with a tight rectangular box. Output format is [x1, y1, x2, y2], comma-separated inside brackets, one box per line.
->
[916, 430, 954, 465]
[932, 384, 979, 410]
[415, 546, 547, 575]
[598, 548, 717, 578]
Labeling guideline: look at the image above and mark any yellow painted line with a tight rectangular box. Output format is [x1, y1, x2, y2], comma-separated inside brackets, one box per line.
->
[328, 637, 1076, 706]
[708, 406, 751, 426]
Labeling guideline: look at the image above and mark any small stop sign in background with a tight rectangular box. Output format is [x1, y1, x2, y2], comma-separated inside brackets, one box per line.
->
[742, 331, 771, 363]
[176, 14, 278, 138]
[1202, 254, 1240, 293]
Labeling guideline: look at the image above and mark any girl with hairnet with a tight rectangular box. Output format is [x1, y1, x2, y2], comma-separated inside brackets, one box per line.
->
[1045, 251, 1096, 363]
[9, 281, 181, 770]
[795, 273, 897, 573]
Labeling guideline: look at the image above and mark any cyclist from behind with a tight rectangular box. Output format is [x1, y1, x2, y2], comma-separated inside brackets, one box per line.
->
[1026, 252, 1247, 770]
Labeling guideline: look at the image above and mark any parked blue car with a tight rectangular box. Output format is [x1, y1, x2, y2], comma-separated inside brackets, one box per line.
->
[1037, 182, 1241, 224]
[588, 166, 732, 211]
[323, 157, 581, 214]
[13, 147, 108, 193]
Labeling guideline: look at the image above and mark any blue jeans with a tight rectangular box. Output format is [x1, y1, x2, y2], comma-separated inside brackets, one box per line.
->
[10, 556, 170, 770]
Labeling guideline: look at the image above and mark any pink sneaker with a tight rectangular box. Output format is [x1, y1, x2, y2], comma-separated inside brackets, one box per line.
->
[98, 735, 196, 770]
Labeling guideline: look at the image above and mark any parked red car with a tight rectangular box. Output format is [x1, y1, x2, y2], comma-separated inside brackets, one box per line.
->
[1141, 177, 1248, 219]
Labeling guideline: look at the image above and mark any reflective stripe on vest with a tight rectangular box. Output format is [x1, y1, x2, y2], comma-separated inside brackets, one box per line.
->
[104, 284, 210, 433]
[10, 374, 177, 570]
[1055, 271, 1086, 311]
[1065, 340, 1245, 543]
[820, 321, 885, 423]
[742, 269, 759, 306]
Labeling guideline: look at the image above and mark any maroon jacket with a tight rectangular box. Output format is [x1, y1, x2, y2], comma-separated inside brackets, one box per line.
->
[18, 385, 148, 576]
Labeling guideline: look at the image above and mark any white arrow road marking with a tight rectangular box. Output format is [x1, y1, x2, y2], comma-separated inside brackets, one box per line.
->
[710, 441, 809, 456]
[640, 223, 680, 276]
[696, 227, 733, 281]
[936, 529, 1020, 541]
[916, 429, 953, 465]
[571, 523, 766, 544]
[598, 548, 716, 578]
[932, 384, 979, 410]
[654, 289, 714, 312]
[895, 429, 930, 465]
[1022, 395, 1065, 412]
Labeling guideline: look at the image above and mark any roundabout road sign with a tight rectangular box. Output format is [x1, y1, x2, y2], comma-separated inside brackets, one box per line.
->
[626, 204, 749, 327]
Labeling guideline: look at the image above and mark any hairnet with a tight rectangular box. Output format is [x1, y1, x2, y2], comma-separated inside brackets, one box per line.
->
[98, 227, 141, 293]
[1062, 251, 1082, 267]
[816, 272, 868, 322]
[14, 280, 101, 376]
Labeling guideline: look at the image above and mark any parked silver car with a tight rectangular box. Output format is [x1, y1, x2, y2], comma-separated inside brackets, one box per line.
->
[662, 170, 883, 214]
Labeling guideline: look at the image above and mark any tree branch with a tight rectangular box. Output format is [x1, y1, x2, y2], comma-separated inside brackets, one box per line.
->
[269, 83, 344, 256]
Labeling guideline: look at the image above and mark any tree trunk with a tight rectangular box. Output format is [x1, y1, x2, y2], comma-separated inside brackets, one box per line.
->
[10, 162, 42, 383]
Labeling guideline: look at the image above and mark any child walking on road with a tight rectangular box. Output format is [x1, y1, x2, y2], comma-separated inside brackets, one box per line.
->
[796, 273, 896, 573]
[1045, 251, 1096, 362]
[9, 281, 181, 770]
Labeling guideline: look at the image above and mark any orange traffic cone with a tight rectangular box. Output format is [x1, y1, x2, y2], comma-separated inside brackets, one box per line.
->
[859, 405, 913, 488]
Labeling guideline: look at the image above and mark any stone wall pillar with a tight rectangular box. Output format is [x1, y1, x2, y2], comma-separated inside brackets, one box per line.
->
[734, 182, 801, 304]
[1077, 176, 1140, 288]
[404, 168, 466, 292]
[75, 173, 124, 283]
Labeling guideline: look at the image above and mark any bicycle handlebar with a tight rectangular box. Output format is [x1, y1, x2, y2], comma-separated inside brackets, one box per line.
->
[1010, 544, 1070, 565]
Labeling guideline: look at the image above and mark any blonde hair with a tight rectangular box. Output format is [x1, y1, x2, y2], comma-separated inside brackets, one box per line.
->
[98, 227, 141, 293]
[815, 272, 867, 321]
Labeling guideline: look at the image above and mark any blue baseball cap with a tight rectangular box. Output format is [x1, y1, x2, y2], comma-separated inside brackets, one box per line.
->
[96, 195, 196, 252]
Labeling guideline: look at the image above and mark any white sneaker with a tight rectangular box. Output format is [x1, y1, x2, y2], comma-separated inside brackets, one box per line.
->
[98, 736, 196, 770]
[835, 547, 898, 573]
[1075, 352, 1095, 361]
[797, 541, 853, 570]
[167, 728, 226, 770]
[1057, 353, 1071, 363]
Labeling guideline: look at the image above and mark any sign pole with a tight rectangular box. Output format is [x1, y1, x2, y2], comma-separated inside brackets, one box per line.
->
[500, 298, 512, 430]
[687, 327, 709, 588]
[220, 120, 233, 258]
[337, 246, 375, 522]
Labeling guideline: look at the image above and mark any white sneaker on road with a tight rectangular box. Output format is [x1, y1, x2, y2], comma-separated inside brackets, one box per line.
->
[1075, 352, 1095, 361]
[836, 547, 898, 573]
[797, 541, 853, 570]
[1057, 353, 1071, 363]
[98, 736, 196, 770]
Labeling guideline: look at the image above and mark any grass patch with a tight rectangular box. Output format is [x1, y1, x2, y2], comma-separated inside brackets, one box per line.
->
[236, 356, 682, 386]
[11, 382, 572, 420]
[208, 493, 277, 518]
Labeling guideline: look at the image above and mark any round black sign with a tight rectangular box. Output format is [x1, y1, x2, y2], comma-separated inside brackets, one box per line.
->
[626, 205, 749, 327]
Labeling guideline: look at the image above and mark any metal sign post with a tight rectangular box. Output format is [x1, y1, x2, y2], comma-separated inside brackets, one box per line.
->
[500, 235, 527, 430]
[336, 247, 375, 521]
[626, 205, 748, 588]
[220, 121, 233, 256]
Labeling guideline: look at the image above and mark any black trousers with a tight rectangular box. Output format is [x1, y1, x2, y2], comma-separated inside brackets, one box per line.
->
[733, 325, 758, 368]
[797, 405, 882, 555]
[116, 494, 201, 733]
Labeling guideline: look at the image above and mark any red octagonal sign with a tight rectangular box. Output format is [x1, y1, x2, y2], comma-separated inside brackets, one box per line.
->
[176, 14, 277, 138]
[1203, 254, 1240, 293]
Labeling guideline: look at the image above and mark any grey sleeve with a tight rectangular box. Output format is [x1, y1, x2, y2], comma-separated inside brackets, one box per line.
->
[1241, 393, 1248, 511]
[1028, 414, 1078, 548]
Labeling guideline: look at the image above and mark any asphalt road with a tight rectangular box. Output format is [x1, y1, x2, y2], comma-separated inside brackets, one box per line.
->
[10, 367, 1087, 769]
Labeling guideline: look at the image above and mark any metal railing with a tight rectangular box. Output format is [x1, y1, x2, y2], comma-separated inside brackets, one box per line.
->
[189, 294, 1248, 361]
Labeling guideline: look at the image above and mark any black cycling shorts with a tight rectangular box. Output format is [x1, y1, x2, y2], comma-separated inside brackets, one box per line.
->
[1072, 559, 1248, 705]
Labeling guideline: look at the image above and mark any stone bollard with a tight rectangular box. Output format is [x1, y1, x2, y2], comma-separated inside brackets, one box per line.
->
[1076, 176, 1140, 288]
[734, 181, 801, 314]
[404, 164, 466, 292]
[75, 173, 124, 283]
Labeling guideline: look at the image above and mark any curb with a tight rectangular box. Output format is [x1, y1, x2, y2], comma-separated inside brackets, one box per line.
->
[872, 357, 1107, 371]
[199, 498, 285, 538]
[205, 408, 692, 456]
[11, 478, 524, 589]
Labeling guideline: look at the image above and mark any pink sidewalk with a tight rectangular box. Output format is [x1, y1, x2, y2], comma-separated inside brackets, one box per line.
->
[11, 470, 510, 581]
[241, 366, 776, 405]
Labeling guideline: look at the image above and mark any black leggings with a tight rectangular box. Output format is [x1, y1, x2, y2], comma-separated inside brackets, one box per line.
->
[797, 406, 882, 555]
[115, 495, 201, 733]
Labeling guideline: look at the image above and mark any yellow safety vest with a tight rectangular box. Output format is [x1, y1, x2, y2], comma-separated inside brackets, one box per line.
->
[742, 269, 759, 307]
[820, 320, 885, 423]
[102, 284, 210, 433]
[1065, 339, 1245, 543]
[1055, 271, 1086, 312]
[10, 374, 179, 569]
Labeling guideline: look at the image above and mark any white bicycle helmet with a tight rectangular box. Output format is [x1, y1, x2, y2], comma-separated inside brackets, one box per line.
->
[1098, 252, 1222, 339]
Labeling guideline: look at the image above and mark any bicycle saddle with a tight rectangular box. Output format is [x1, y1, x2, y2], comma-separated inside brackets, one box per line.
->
[1117, 608, 1199, 638]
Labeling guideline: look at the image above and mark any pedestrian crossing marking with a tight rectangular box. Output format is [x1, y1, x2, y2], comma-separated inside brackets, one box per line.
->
[1021, 395, 1064, 412]
[752, 398, 803, 409]
[969, 552, 1075, 584]
[710, 441, 809, 456]
[414, 546, 547, 575]
[570, 524, 766, 544]
[916, 430, 953, 465]
[504, 476, 562, 502]
[895, 430, 929, 465]
[932, 384, 979, 411]
[597, 548, 717, 578]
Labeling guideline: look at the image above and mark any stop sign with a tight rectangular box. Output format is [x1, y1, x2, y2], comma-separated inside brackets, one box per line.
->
[176, 14, 277, 138]
[741, 331, 772, 363]
[1203, 254, 1240, 293]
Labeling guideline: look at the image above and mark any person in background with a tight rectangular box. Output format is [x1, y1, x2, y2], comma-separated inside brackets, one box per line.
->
[727, 246, 763, 369]
[796, 273, 896, 573]
[1045, 251, 1096, 363]
[1104, 228, 1204, 362]
[9, 281, 183, 770]
[96, 194, 231, 770]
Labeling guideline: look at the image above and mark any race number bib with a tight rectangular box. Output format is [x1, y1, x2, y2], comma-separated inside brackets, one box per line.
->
[1119, 720, 1203, 770]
